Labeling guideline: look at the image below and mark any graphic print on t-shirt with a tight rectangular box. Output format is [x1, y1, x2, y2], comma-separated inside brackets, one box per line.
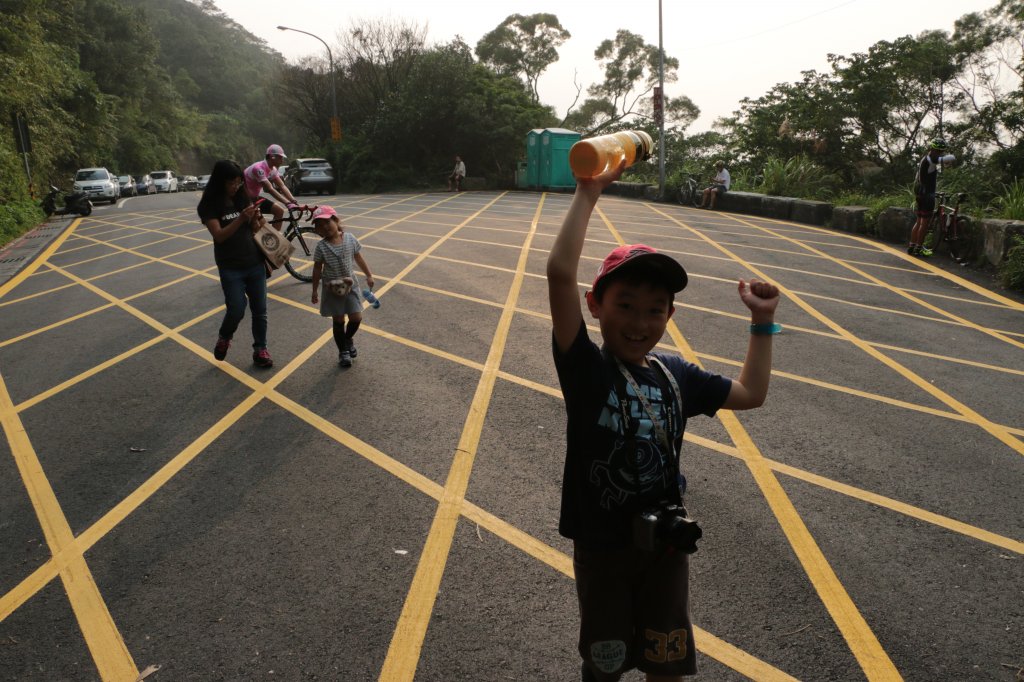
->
[589, 380, 675, 510]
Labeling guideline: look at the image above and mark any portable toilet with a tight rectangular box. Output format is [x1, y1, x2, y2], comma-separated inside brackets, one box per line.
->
[525, 129, 544, 188]
[539, 128, 581, 189]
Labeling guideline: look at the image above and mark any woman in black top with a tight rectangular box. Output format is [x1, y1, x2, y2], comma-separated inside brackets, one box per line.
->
[196, 160, 273, 368]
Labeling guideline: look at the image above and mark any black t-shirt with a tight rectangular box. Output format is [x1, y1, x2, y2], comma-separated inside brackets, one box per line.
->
[553, 321, 732, 549]
[197, 191, 262, 269]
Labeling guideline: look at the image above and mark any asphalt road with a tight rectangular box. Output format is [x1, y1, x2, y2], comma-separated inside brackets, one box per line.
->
[0, 189, 1021, 681]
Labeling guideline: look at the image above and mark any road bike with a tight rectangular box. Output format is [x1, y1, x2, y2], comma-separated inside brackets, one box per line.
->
[925, 192, 969, 264]
[676, 174, 703, 207]
[269, 204, 323, 282]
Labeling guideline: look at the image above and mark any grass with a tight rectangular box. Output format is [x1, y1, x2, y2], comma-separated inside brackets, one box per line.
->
[0, 199, 44, 249]
[991, 179, 1024, 220]
[999, 234, 1024, 290]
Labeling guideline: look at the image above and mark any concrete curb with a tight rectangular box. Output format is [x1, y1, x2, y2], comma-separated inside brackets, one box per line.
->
[0, 216, 76, 288]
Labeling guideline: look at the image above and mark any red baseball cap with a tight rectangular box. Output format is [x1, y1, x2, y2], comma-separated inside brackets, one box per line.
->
[592, 244, 687, 293]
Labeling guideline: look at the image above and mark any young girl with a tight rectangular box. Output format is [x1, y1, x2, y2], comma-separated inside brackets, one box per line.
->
[310, 206, 375, 367]
[197, 160, 274, 368]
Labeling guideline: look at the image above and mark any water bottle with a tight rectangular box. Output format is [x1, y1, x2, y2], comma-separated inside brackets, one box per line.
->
[362, 288, 381, 309]
[569, 131, 654, 179]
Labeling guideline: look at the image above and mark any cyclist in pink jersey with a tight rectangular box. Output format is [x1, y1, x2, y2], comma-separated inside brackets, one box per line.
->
[244, 144, 299, 231]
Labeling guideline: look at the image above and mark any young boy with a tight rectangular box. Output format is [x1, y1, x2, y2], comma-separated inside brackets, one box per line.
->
[310, 206, 375, 367]
[547, 163, 780, 681]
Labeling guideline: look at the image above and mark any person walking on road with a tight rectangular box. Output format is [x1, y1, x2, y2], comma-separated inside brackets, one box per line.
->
[547, 160, 781, 682]
[310, 206, 375, 368]
[198, 160, 274, 368]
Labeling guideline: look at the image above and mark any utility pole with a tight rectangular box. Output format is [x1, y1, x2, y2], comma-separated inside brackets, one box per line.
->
[657, 0, 666, 200]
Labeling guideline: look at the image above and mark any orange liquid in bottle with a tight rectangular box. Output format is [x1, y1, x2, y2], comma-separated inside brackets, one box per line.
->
[569, 131, 654, 178]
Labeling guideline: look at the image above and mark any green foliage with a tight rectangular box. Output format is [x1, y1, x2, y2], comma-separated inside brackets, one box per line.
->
[990, 179, 1024, 219]
[759, 157, 840, 199]
[999, 234, 1024, 289]
[475, 14, 570, 102]
[565, 29, 680, 134]
[0, 200, 44, 248]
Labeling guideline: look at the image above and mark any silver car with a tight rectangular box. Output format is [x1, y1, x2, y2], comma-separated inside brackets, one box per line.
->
[74, 168, 120, 204]
[150, 170, 178, 193]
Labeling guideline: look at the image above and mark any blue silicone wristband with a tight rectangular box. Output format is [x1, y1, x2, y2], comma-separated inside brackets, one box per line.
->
[750, 322, 782, 335]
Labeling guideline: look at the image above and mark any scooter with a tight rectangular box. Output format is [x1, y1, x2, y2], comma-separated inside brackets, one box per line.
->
[41, 184, 92, 217]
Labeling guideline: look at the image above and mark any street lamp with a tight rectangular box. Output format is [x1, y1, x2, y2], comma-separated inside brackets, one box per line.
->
[277, 25, 339, 142]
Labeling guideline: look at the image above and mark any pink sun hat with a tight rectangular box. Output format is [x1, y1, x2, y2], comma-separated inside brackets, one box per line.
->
[311, 205, 337, 222]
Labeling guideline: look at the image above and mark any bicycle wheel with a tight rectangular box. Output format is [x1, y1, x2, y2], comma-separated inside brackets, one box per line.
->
[923, 211, 944, 255]
[284, 226, 323, 282]
[688, 181, 703, 207]
[948, 216, 968, 263]
[678, 182, 698, 207]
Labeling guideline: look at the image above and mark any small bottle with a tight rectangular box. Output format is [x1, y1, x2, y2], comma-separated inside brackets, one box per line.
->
[362, 288, 381, 309]
[569, 131, 654, 179]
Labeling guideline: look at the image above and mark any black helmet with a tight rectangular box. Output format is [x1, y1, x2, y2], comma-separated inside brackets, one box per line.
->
[928, 138, 948, 151]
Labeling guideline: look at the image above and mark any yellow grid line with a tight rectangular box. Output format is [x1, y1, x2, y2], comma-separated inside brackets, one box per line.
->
[648, 204, 1024, 458]
[4, 193, 1019, 675]
[0, 194, 800, 680]
[379, 193, 538, 680]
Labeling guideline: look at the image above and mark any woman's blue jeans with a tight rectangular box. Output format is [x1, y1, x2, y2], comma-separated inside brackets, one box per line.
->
[217, 263, 268, 349]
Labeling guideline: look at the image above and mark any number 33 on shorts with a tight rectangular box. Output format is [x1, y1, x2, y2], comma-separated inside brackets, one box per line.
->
[644, 628, 688, 663]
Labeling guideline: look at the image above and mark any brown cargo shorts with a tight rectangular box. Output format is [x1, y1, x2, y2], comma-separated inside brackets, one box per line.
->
[574, 542, 697, 680]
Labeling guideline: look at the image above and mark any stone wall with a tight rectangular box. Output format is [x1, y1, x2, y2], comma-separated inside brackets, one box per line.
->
[710, 190, 1021, 267]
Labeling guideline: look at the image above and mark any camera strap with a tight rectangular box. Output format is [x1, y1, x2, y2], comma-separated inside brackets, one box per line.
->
[612, 355, 682, 456]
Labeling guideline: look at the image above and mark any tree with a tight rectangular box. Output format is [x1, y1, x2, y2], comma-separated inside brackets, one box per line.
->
[338, 38, 555, 190]
[566, 29, 680, 135]
[475, 13, 570, 102]
[945, 1, 1024, 180]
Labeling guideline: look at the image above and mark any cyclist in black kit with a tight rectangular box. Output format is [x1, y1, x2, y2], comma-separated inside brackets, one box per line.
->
[909, 138, 956, 258]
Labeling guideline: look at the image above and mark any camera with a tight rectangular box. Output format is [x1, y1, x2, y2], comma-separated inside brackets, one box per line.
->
[632, 504, 702, 553]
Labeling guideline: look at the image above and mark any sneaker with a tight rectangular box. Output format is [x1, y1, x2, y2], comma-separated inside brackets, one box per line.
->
[347, 340, 357, 358]
[253, 347, 273, 368]
[339, 350, 352, 368]
[907, 244, 917, 255]
[213, 337, 231, 361]
[918, 246, 933, 258]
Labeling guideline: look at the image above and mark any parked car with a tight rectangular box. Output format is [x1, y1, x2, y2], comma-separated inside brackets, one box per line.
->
[135, 174, 155, 195]
[284, 158, 336, 195]
[180, 175, 199, 191]
[196, 174, 210, 190]
[117, 175, 137, 197]
[151, 170, 178, 193]
[73, 167, 120, 204]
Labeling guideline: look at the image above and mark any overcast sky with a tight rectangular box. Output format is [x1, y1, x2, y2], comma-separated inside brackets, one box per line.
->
[214, 0, 995, 132]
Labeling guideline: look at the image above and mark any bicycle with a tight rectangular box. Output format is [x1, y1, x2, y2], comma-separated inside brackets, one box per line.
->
[924, 191, 969, 265]
[268, 203, 323, 282]
[676, 174, 703, 207]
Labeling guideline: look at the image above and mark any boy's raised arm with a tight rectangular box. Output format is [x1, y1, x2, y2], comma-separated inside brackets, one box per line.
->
[547, 164, 624, 353]
[723, 279, 781, 410]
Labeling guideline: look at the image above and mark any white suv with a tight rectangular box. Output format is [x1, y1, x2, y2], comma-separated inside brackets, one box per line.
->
[151, 170, 178, 193]
[73, 168, 120, 204]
